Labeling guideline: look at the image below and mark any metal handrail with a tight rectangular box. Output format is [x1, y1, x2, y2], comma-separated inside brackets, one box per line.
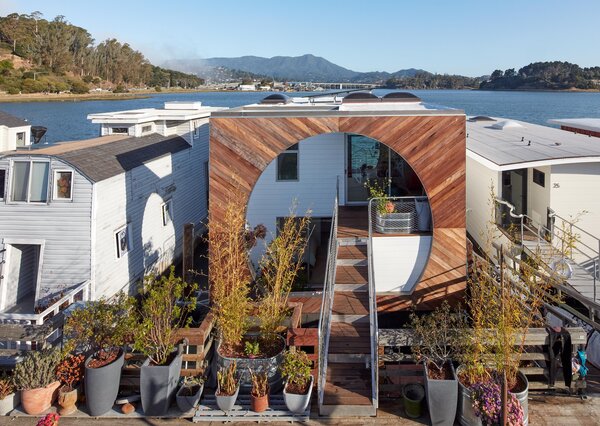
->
[317, 187, 339, 408]
[367, 198, 379, 410]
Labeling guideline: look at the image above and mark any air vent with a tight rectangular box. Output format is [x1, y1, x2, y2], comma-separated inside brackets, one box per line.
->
[342, 92, 380, 103]
[468, 116, 497, 122]
[260, 94, 291, 105]
[381, 92, 421, 102]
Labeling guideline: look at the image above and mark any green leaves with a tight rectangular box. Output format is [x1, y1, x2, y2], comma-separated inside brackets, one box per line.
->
[14, 348, 61, 390]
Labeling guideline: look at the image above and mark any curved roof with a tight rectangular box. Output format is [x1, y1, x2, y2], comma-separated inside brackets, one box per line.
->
[260, 93, 291, 105]
[342, 92, 379, 103]
[381, 92, 421, 102]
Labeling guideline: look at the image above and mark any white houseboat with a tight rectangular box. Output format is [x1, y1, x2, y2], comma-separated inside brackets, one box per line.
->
[0, 101, 220, 320]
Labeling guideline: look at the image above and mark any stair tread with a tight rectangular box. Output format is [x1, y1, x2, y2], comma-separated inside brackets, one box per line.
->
[335, 265, 368, 284]
[337, 245, 368, 260]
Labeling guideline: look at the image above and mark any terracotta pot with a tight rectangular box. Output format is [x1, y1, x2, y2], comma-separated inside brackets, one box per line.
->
[21, 381, 61, 415]
[58, 386, 78, 415]
[250, 392, 269, 413]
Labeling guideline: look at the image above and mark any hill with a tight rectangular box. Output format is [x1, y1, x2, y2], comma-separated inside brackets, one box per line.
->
[0, 12, 204, 94]
[479, 61, 600, 91]
[163, 54, 427, 83]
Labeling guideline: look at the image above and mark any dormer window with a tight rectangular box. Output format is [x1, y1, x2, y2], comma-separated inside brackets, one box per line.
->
[16, 132, 26, 147]
[111, 127, 129, 134]
[142, 124, 152, 134]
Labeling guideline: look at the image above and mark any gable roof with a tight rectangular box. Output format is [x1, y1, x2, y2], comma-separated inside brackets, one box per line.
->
[8, 133, 190, 182]
[0, 110, 29, 128]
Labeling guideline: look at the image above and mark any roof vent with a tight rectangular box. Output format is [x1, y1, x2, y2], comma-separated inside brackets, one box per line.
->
[260, 94, 291, 105]
[342, 92, 380, 103]
[490, 120, 524, 130]
[468, 116, 496, 122]
[381, 92, 421, 102]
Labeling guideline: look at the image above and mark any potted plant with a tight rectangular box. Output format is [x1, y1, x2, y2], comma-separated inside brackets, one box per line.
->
[14, 348, 61, 415]
[0, 373, 19, 416]
[409, 301, 463, 426]
[471, 378, 524, 425]
[249, 369, 269, 413]
[55, 353, 85, 415]
[176, 375, 204, 414]
[280, 349, 313, 414]
[366, 179, 416, 233]
[63, 294, 133, 416]
[215, 362, 240, 412]
[132, 266, 197, 416]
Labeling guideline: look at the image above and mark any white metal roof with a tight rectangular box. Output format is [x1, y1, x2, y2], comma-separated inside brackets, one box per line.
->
[548, 118, 600, 133]
[467, 117, 600, 171]
[87, 102, 225, 124]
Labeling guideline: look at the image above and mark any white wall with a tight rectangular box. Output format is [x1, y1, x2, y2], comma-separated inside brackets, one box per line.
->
[246, 133, 346, 266]
[527, 165, 551, 226]
[551, 162, 600, 263]
[0, 125, 31, 152]
[372, 236, 432, 293]
[466, 155, 501, 250]
[92, 121, 209, 298]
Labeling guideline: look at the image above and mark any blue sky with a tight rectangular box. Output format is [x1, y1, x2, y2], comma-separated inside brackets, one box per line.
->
[2, 0, 599, 76]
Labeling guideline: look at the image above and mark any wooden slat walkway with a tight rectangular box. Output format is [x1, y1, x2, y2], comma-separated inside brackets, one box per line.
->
[193, 394, 309, 422]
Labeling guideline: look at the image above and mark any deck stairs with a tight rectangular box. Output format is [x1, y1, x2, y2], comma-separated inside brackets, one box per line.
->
[318, 202, 378, 417]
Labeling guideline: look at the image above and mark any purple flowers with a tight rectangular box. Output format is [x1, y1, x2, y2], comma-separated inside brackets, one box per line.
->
[471, 379, 524, 425]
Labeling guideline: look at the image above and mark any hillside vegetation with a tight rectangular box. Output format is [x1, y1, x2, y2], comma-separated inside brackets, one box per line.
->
[0, 12, 204, 94]
[480, 61, 600, 91]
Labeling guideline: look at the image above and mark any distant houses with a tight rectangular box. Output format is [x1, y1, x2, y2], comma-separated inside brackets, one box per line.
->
[0, 102, 220, 315]
[0, 111, 30, 153]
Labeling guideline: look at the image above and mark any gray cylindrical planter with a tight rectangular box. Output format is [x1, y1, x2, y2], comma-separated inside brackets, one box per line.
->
[176, 383, 203, 414]
[0, 391, 20, 416]
[510, 371, 529, 426]
[215, 335, 285, 392]
[85, 348, 124, 416]
[457, 368, 482, 426]
[140, 352, 183, 416]
[215, 384, 240, 412]
[425, 362, 458, 426]
[283, 376, 313, 414]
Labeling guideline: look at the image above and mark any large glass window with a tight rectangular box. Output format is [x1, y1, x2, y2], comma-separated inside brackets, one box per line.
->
[277, 143, 298, 181]
[10, 161, 49, 203]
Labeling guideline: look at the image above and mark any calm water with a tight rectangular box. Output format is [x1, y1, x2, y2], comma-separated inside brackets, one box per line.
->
[1, 89, 600, 144]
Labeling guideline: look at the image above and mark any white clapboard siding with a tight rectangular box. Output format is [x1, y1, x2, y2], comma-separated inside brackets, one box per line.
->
[92, 123, 209, 298]
[246, 133, 345, 265]
[0, 157, 93, 301]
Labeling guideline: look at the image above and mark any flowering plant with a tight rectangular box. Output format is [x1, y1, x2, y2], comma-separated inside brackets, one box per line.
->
[56, 353, 85, 391]
[364, 178, 393, 215]
[471, 379, 524, 425]
[37, 412, 60, 426]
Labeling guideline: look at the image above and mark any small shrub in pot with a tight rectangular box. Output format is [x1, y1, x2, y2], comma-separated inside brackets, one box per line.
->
[14, 348, 62, 415]
[0, 372, 19, 416]
[55, 353, 85, 415]
[280, 349, 313, 414]
[215, 361, 240, 412]
[249, 369, 269, 412]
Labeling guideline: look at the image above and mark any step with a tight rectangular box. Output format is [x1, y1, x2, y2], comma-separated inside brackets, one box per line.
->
[329, 323, 371, 355]
[328, 353, 370, 363]
[338, 237, 368, 246]
[323, 362, 373, 409]
[337, 245, 368, 260]
[334, 283, 368, 292]
[336, 258, 367, 267]
[335, 265, 368, 284]
[332, 292, 369, 316]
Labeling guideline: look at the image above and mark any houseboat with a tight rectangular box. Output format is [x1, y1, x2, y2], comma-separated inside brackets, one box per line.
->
[0, 101, 220, 323]
[209, 92, 467, 416]
[0, 111, 31, 152]
[466, 116, 600, 303]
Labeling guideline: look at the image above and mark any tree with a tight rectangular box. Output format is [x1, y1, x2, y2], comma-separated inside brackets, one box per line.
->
[490, 69, 504, 80]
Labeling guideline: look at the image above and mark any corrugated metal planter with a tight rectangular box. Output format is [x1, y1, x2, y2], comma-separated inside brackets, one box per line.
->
[0, 391, 20, 416]
[375, 211, 416, 234]
[140, 352, 183, 416]
[215, 335, 285, 393]
[424, 362, 458, 426]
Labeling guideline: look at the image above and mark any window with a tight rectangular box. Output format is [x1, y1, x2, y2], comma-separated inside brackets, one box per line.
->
[141, 125, 152, 134]
[115, 225, 131, 258]
[16, 132, 26, 147]
[111, 127, 129, 134]
[10, 161, 49, 203]
[161, 200, 172, 226]
[53, 170, 73, 200]
[0, 169, 5, 200]
[276, 143, 299, 181]
[533, 169, 545, 187]
[193, 121, 200, 139]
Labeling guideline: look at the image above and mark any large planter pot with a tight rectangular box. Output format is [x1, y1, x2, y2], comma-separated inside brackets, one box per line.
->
[215, 384, 240, 412]
[283, 376, 313, 414]
[0, 391, 20, 416]
[457, 367, 529, 426]
[425, 362, 458, 426]
[85, 348, 125, 416]
[21, 381, 60, 415]
[215, 334, 286, 392]
[176, 383, 203, 414]
[375, 208, 416, 234]
[140, 352, 183, 416]
[403, 383, 425, 419]
[58, 386, 78, 415]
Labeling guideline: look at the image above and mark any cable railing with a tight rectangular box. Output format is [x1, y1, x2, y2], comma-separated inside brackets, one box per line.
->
[317, 187, 339, 408]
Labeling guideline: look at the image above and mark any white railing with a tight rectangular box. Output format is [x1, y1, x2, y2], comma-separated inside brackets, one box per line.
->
[0, 280, 91, 326]
[317, 186, 339, 408]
